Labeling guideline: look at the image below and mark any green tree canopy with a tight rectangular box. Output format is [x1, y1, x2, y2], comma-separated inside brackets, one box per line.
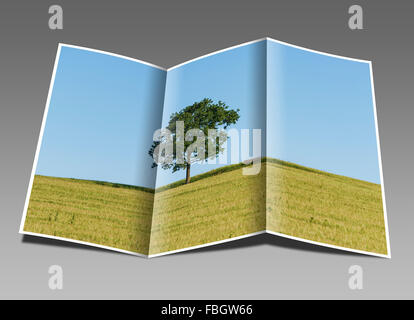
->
[149, 98, 240, 184]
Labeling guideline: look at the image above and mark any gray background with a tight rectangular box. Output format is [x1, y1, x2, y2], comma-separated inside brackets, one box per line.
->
[0, 0, 413, 299]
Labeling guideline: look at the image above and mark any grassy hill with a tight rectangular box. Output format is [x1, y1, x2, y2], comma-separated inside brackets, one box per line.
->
[149, 163, 266, 255]
[149, 158, 387, 255]
[24, 159, 387, 256]
[24, 175, 154, 254]
[265, 159, 387, 255]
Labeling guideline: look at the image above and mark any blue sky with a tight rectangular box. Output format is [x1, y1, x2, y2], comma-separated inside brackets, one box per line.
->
[267, 40, 381, 183]
[37, 40, 381, 189]
[36, 46, 166, 188]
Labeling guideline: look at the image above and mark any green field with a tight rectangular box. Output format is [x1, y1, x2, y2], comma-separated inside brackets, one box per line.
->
[24, 159, 387, 256]
[24, 175, 154, 254]
[148, 164, 266, 255]
[266, 158, 387, 255]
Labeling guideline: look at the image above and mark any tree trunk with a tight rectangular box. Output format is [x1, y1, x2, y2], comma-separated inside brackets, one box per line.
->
[185, 163, 191, 184]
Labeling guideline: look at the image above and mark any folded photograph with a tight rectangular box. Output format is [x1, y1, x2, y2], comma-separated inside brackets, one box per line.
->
[20, 38, 390, 258]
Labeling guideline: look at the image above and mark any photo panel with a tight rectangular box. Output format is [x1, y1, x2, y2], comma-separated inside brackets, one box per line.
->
[266, 39, 389, 257]
[20, 45, 167, 255]
[149, 40, 267, 256]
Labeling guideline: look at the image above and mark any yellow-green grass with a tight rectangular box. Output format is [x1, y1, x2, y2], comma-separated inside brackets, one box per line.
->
[24, 159, 387, 257]
[266, 159, 387, 255]
[24, 175, 154, 254]
[149, 166, 266, 255]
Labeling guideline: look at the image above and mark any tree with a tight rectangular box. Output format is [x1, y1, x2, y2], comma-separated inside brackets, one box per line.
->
[149, 98, 240, 184]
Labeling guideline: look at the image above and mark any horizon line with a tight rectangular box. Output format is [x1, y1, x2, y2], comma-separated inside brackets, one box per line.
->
[34, 156, 381, 193]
